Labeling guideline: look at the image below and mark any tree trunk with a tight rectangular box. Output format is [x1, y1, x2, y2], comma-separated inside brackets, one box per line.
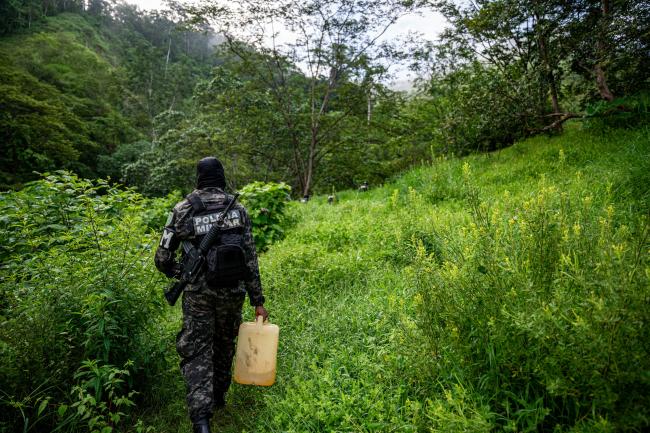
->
[594, 63, 614, 102]
[540, 34, 562, 120]
[302, 164, 313, 197]
[303, 129, 317, 197]
[595, 0, 614, 102]
[533, 7, 562, 130]
[547, 68, 561, 115]
[148, 69, 155, 140]
[301, 66, 336, 197]
[164, 31, 172, 78]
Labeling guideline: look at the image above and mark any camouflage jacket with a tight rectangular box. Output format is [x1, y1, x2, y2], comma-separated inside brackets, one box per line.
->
[154, 187, 265, 306]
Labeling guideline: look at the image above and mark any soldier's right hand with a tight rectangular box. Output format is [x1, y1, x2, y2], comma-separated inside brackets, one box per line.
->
[255, 305, 269, 322]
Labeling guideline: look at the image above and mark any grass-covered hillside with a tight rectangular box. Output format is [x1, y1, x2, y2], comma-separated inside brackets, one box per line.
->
[1, 124, 648, 432]
[148, 124, 648, 432]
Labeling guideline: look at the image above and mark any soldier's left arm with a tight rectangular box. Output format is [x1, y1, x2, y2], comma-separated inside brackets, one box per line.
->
[240, 206, 265, 307]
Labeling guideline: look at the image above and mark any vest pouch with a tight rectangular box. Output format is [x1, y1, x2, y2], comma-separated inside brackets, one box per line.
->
[206, 244, 250, 287]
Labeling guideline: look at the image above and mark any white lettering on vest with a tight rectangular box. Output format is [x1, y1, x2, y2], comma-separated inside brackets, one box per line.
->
[193, 209, 243, 235]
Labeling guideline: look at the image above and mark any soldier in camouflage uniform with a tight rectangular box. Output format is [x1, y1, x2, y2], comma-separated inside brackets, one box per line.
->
[155, 157, 268, 433]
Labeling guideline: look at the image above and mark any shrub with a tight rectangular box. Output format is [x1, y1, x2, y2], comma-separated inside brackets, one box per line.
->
[59, 360, 139, 433]
[0, 172, 167, 432]
[239, 181, 292, 251]
[416, 164, 650, 431]
[584, 93, 650, 130]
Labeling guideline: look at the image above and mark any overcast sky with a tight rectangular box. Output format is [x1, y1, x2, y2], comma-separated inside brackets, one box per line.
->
[126, 0, 447, 87]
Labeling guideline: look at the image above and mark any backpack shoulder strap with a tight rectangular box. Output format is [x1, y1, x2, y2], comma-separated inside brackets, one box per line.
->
[186, 192, 206, 213]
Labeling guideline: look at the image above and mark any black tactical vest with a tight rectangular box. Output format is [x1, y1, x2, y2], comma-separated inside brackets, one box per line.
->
[187, 192, 251, 287]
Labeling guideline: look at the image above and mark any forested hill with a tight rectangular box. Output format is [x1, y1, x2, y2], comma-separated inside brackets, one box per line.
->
[0, 8, 216, 188]
[0, 5, 433, 196]
[2, 1, 649, 198]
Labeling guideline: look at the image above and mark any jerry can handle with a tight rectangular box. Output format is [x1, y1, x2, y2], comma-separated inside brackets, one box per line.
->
[256, 315, 264, 326]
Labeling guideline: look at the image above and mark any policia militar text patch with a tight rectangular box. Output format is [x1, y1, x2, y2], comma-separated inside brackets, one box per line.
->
[193, 209, 243, 235]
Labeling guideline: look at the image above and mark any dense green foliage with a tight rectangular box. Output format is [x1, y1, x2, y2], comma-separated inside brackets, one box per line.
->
[407, 0, 650, 156]
[2, 1, 647, 195]
[155, 123, 644, 433]
[0, 5, 428, 196]
[415, 134, 649, 431]
[0, 15, 132, 186]
[1, 1, 649, 431]
[239, 182, 292, 252]
[0, 174, 291, 432]
[3, 123, 646, 432]
[121, 60, 418, 196]
[1, 0, 87, 34]
[0, 172, 172, 431]
[0, 6, 217, 189]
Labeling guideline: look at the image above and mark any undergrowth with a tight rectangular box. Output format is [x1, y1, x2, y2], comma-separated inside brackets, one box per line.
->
[199, 124, 648, 433]
[1, 124, 648, 432]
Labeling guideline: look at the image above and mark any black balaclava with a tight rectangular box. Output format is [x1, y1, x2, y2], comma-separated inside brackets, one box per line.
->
[196, 157, 226, 189]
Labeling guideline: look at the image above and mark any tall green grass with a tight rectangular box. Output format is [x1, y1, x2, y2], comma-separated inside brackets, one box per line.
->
[153, 124, 648, 432]
[2, 124, 646, 432]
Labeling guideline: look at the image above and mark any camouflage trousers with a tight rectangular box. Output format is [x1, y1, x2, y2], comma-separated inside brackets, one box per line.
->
[176, 286, 245, 422]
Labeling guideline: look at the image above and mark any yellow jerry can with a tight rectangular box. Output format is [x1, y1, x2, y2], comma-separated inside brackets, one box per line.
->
[233, 316, 279, 386]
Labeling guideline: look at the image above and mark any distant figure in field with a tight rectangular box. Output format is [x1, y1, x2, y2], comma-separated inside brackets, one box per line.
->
[359, 181, 369, 192]
[327, 194, 335, 204]
[300, 194, 310, 203]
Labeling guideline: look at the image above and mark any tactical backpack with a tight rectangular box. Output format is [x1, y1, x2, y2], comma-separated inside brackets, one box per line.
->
[186, 192, 251, 287]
